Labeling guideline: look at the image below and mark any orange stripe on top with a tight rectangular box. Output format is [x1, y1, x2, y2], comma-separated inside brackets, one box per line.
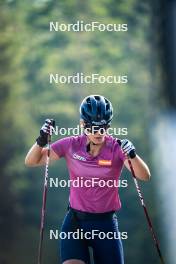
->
[98, 160, 112, 166]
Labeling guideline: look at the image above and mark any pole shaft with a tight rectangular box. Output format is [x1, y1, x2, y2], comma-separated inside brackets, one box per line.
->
[37, 135, 51, 264]
[128, 159, 165, 264]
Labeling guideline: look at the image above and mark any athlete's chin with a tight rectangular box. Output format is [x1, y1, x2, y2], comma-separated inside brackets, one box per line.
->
[92, 137, 105, 144]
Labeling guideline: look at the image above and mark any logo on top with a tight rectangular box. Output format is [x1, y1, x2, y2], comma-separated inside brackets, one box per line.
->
[73, 153, 86, 161]
[98, 160, 112, 166]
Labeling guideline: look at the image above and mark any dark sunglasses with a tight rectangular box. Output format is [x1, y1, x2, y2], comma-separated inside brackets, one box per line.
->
[84, 124, 110, 134]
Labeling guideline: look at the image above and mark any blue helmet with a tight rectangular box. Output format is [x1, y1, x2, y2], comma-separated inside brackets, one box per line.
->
[80, 95, 113, 126]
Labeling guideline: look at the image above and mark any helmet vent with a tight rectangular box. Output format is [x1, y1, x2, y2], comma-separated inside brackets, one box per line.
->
[95, 95, 100, 101]
[86, 97, 91, 104]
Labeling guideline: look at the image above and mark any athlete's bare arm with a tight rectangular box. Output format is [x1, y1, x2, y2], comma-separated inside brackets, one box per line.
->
[25, 143, 59, 167]
[124, 155, 151, 181]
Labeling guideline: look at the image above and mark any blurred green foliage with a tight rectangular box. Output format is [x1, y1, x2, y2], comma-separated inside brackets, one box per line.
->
[0, 0, 163, 263]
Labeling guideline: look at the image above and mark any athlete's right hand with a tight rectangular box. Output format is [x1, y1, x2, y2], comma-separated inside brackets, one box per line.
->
[36, 119, 55, 147]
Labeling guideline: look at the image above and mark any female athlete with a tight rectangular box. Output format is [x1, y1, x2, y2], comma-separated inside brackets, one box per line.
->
[25, 95, 151, 264]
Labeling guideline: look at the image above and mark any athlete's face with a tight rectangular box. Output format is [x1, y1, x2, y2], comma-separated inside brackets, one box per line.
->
[87, 131, 106, 145]
[80, 120, 107, 145]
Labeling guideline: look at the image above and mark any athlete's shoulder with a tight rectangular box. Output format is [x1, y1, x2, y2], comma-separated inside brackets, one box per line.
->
[53, 134, 84, 142]
[105, 135, 120, 146]
[67, 134, 85, 142]
[105, 135, 123, 155]
[54, 134, 85, 147]
[70, 134, 86, 148]
[51, 135, 85, 157]
[107, 135, 126, 161]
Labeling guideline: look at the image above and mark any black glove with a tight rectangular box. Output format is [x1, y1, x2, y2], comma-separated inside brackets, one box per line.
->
[117, 139, 136, 159]
[36, 119, 55, 147]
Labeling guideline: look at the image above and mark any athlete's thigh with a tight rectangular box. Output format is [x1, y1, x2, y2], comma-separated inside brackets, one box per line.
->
[91, 215, 124, 264]
[60, 234, 90, 264]
[60, 211, 90, 264]
[92, 235, 124, 264]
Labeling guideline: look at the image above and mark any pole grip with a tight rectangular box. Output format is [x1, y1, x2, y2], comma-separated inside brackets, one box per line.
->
[116, 138, 136, 158]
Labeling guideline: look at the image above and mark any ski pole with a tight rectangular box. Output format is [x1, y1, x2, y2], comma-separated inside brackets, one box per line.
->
[37, 133, 51, 264]
[117, 139, 165, 264]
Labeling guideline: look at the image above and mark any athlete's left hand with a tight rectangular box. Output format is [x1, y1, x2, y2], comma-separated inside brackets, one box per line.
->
[121, 139, 136, 159]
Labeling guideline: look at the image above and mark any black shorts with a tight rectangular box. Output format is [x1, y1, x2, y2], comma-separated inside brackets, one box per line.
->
[60, 209, 124, 264]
